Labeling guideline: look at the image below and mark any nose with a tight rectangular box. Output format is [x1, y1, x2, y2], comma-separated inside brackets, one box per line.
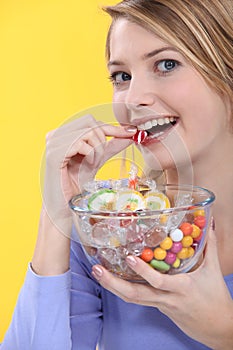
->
[125, 75, 156, 111]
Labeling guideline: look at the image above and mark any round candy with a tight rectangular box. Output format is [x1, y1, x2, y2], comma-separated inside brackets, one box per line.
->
[88, 189, 116, 211]
[181, 235, 193, 247]
[115, 190, 145, 211]
[160, 237, 173, 250]
[191, 224, 201, 238]
[140, 248, 154, 262]
[170, 228, 184, 242]
[179, 222, 193, 236]
[194, 215, 206, 229]
[177, 247, 189, 260]
[153, 247, 167, 260]
[164, 252, 177, 265]
[194, 209, 205, 217]
[150, 259, 170, 272]
[170, 241, 183, 254]
[144, 192, 171, 210]
[187, 247, 195, 258]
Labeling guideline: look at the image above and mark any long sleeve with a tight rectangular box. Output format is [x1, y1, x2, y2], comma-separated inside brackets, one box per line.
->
[0, 264, 72, 350]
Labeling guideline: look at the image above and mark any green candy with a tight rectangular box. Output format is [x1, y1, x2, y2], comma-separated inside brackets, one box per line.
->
[150, 259, 170, 272]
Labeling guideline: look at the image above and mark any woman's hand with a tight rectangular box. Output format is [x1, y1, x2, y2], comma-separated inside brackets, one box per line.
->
[32, 115, 136, 275]
[92, 224, 233, 350]
[43, 114, 136, 237]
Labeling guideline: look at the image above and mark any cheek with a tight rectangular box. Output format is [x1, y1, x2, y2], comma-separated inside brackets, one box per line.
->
[113, 93, 129, 125]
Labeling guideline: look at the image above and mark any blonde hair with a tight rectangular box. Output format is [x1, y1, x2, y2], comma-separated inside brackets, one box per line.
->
[103, 0, 233, 120]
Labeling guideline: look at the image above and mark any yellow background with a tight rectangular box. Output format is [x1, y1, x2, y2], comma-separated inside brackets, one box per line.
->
[0, 0, 131, 341]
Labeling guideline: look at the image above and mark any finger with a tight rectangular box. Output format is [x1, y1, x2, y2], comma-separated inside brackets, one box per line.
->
[98, 123, 137, 138]
[91, 265, 164, 306]
[102, 138, 134, 163]
[125, 256, 185, 293]
[202, 218, 221, 271]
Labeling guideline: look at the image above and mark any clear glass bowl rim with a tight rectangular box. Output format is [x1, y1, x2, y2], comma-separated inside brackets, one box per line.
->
[69, 183, 215, 216]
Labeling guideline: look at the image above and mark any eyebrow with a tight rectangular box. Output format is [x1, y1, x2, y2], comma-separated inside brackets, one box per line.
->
[107, 46, 178, 68]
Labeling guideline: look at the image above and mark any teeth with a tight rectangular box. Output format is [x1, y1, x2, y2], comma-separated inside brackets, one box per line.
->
[137, 117, 176, 130]
[158, 118, 164, 126]
[144, 121, 152, 130]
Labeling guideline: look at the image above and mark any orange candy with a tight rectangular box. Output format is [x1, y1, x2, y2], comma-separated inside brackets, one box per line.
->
[154, 247, 167, 260]
[140, 248, 154, 262]
[179, 222, 193, 236]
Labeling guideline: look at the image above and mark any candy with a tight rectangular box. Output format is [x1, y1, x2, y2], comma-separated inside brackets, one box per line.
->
[191, 224, 201, 238]
[88, 189, 116, 211]
[172, 257, 181, 268]
[144, 192, 171, 210]
[153, 247, 167, 260]
[132, 129, 148, 144]
[164, 252, 177, 265]
[115, 190, 145, 211]
[179, 222, 193, 236]
[194, 209, 205, 217]
[177, 247, 189, 260]
[181, 235, 193, 247]
[140, 248, 154, 262]
[170, 241, 183, 253]
[194, 215, 206, 229]
[150, 259, 170, 272]
[170, 228, 184, 242]
[187, 247, 195, 258]
[160, 237, 173, 250]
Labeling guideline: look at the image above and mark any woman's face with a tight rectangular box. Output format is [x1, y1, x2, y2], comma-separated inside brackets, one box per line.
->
[108, 19, 230, 171]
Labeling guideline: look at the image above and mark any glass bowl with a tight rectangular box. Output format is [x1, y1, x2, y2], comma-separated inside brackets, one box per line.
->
[69, 182, 215, 282]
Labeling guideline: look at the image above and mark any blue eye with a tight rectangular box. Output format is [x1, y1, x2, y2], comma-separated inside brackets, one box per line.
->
[109, 71, 131, 85]
[156, 59, 179, 73]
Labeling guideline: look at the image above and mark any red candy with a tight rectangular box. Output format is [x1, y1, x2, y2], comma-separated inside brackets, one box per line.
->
[132, 130, 148, 144]
[194, 215, 206, 229]
[179, 222, 193, 235]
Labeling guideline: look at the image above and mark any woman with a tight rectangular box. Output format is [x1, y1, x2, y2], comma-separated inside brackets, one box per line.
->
[1, 0, 233, 349]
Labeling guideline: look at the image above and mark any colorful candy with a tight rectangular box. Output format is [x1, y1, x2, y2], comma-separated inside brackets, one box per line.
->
[139, 215, 207, 273]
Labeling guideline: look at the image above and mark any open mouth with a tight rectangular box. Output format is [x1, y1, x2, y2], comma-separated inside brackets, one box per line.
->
[133, 117, 178, 144]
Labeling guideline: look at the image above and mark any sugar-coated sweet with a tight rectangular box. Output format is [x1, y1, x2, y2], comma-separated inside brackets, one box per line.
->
[170, 228, 184, 242]
[164, 252, 177, 265]
[150, 259, 170, 272]
[170, 241, 183, 253]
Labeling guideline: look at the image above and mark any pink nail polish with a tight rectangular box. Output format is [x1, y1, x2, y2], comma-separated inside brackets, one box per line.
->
[124, 126, 137, 133]
[211, 217, 215, 231]
[92, 266, 103, 280]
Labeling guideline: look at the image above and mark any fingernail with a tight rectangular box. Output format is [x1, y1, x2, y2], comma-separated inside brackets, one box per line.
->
[211, 216, 215, 231]
[126, 255, 137, 266]
[124, 125, 137, 133]
[92, 266, 103, 280]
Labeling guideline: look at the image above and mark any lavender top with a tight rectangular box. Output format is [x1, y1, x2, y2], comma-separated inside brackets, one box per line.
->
[1, 239, 233, 350]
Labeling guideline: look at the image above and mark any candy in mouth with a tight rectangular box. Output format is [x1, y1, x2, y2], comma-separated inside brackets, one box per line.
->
[132, 118, 177, 144]
[132, 130, 148, 144]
